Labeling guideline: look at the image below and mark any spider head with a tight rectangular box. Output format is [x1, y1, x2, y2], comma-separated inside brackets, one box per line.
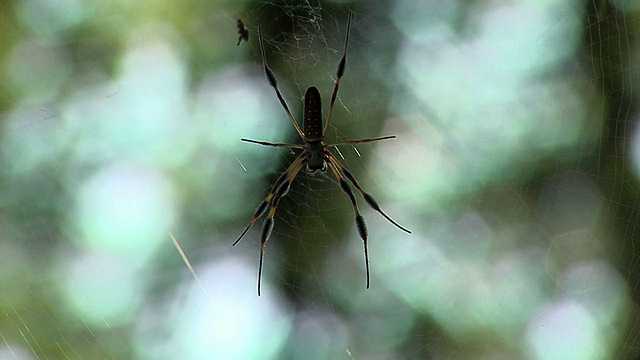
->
[306, 162, 326, 174]
[304, 140, 326, 173]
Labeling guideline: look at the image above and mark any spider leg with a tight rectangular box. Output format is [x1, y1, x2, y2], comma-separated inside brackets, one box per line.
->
[327, 151, 411, 234]
[322, 11, 353, 138]
[241, 138, 304, 149]
[233, 152, 305, 247]
[325, 135, 396, 147]
[326, 158, 370, 289]
[258, 27, 306, 140]
[256, 157, 307, 296]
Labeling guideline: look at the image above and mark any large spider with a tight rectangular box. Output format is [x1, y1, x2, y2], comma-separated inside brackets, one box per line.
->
[234, 12, 411, 295]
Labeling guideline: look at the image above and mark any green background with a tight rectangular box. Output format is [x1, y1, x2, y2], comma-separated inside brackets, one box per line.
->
[1, 0, 639, 359]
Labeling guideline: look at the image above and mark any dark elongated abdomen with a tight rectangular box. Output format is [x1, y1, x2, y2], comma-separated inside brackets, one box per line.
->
[304, 86, 323, 141]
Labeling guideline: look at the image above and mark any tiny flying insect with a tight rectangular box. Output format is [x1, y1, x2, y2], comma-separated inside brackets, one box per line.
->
[237, 19, 249, 46]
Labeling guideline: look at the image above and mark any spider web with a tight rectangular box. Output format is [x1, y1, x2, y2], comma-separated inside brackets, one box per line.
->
[1, 0, 640, 359]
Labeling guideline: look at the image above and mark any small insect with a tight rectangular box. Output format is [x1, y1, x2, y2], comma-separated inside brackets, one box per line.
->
[234, 12, 411, 295]
[236, 19, 249, 46]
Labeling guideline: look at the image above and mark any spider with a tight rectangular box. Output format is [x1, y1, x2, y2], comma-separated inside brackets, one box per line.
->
[234, 12, 411, 295]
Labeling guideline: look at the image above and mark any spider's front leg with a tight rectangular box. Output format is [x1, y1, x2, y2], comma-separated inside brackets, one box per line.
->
[327, 152, 411, 234]
[254, 155, 307, 296]
[233, 153, 305, 246]
[324, 149, 412, 289]
[325, 156, 371, 289]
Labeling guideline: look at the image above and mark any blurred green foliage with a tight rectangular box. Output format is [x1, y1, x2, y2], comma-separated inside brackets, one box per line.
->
[1, 0, 639, 359]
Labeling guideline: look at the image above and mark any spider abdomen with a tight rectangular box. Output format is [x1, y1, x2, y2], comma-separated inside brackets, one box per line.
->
[304, 86, 323, 141]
